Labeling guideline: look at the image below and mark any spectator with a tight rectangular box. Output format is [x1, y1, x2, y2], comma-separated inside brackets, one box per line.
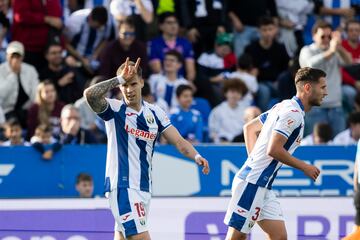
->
[62, 0, 112, 21]
[31, 124, 62, 160]
[148, 12, 195, 81]
[27, 80, 65, 140]
[299, 20, 352, 136]
[228, 0, 278, 57]
[75, 173, 94, 198]
[232, 106, 262, 142]
[0, 41, 39, 128]
[2, 118, 30, 146]
[98, 16, 148, 79]
[170, 85, 203, 143]
[110, 0, 153, 41]
[333, 111, 360, 145]
[59, 104, 98, 144]
[149, 50, 188, 111]
[301, 122, 333, 145]
[12, 0, 62, 72]
[141, 81, 169, 113]
[64, 6, 116, 74]
[244, 16, 290, 111]
[208, 79, 249, 143]
[40, 42, 86, 104]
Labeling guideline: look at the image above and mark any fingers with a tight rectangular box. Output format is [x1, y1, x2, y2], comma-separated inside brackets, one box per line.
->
[134, 57, 141, 70]
[198, 158, 210, 175]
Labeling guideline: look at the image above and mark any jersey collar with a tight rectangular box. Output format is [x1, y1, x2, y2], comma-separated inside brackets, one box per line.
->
[292, 96, 305, 112]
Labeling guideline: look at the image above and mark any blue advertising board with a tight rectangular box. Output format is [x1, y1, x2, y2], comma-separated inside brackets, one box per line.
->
[0, 145, 356, 197]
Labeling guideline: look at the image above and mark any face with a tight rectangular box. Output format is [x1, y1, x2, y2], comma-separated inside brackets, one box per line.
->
[347, 22, 360, 42]
[259, 24, 277, 42]
[6, 125, 22, 142]
[215, 44, 232, 58]
[41, 84, 56, 104]
[61, 109, 80, 130]
[160, 16, 179, 37]
[7, 53, 23, 67]
[118, 24, 135, 47]
[46, 45, 63, 66]
[119, 76, 144, 106]
[351, 123, 360, 141]
[225, 89, 242, 104]
[39, 131, 52, 144]
[313, 28, 332, 49]
[308, 77, 328, 106]
[76, 181, 94, 198]
[178, 89, 193, 109]
[164, 54, 181, 73]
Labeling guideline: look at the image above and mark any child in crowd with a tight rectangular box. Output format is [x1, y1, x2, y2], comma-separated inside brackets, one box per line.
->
[2, 118, 30, 146]
[75, 173, 94, 198]
[31, 124, 62, 160]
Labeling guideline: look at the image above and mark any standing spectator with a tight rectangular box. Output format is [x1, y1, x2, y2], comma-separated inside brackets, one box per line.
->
[59, 104, 98, 144]
[12, 0, 63, 72]
[110, 0, 153, 42]
[149, 50, 188, 111]
[299, 20, 353, 136]
[64, 6, 116, 74]
[31, 124, 62, 160]
[148, 12, 195, 81]
[2, 118, 30, 146]
[170, 85, 203, 143]
[98, 16, 148, 79]
[301, 122, 333, 145]
[40, 42, 85, 104]
[244, 16, 290, 111]
[0, 41, 39, 127]
[228, 0, 278, 57]
[27, 81, 65, 139]
[208, 79, 249, 143]
[333, 111, 360, 145]
[75, 173, 94, 198]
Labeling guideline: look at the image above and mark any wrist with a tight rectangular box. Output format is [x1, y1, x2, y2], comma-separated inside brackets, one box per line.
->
[117, 75, 125, 84]
[194, 153, 202, 161]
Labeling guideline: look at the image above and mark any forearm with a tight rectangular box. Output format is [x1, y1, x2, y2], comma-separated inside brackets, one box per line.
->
[185, 60, 195, 81]
[269, 148, 307, 171]
[244, 130, 258, 155]
[84, 76, 120, 113]
[337, 47, 353, 65]
[136, 2, 153, 23]
[175, 138, 199, 160]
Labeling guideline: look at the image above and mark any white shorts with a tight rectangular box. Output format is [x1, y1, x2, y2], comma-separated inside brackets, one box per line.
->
[224, 177, 284, 233]
[108, 188, 151, 237]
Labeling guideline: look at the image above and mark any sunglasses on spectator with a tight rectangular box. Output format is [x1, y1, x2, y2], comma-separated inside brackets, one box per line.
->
[321, 35, 332, 40]
[120, 32, 136, 38]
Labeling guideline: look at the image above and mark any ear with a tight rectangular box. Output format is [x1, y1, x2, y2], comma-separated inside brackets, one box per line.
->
[303, 82, 312, 93]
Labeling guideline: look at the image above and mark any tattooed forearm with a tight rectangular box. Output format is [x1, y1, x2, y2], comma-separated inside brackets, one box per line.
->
[83, 77, 120, 113]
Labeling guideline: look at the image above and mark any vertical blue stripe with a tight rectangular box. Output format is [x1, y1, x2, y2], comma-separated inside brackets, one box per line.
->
[284, 125, 302, 150]
[332, 0, 341, 29]
[267, 165, 280, 189]
[256, 159, 278, 187]
[85, 27, 97, 56]
[150, 109, 165, 133]
[136, 112, 150, 192]
[114, 104, 129, 188]
[164, 84, 174, 107]
[259, 112, 268, 124]
[118, 189, 138, 237]
[93, 0, 103, 6]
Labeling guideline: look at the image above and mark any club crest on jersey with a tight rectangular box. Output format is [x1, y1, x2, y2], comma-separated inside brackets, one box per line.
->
[140, 218, 146, 226]
[146, 115, 154, 124]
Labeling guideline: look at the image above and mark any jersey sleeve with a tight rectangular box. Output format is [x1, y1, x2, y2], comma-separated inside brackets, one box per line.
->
[97, 98, 121, 121]
[273, 110, 303, 138]
[153, 105, 171, 133]
[259, 111, 269, 124]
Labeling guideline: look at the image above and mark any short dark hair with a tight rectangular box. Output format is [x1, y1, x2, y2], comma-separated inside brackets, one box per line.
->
[314, 122, 333, 142]
[5, 118, 21, 129]
[35, 124, 52, 134]
[258, 16, 275, 27]
[45, 42, 62, 54]
[294, 67, 326, 86]
[76, 173, 93, 184]
[223, 78, 248, 96]
[348, 111, 360, 125]
[176, 84, 193, 97]
[120, 16, 136, 29]
[345, 19, 360, 32]
[158, 12, 177, 24]
[90, 6, 108, 26]
[237, 54, 253, 70]
[142, 81, 152, 97]
[116, 60, 143, 78]
[312, 20, 332, 35]
[165, 49, 183, 63]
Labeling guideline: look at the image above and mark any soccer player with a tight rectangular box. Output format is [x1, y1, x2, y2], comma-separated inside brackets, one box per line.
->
[84, 57, 209, 240]
[224, 67, 327, 240]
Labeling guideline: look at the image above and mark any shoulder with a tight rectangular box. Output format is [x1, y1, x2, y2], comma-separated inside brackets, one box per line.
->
[22, 62, 37, 73]
[106, 98, 124, 112]
[191, 109, 201, 116]
[170, 107, 181, 115]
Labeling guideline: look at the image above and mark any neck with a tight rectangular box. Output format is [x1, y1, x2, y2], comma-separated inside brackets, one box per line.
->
[163, 34, 176, 41]
[349, 39, 359, 48]
[11, 138, 22, 145]
[127, 100, 142, 112]
[228, 101, 238, 108]
[166, 72, 177, 81]
[259, 39, 272, 49]
[48, 63, 62, 72]
[120, 41, 131, 51]
[295, 94, 310, 112]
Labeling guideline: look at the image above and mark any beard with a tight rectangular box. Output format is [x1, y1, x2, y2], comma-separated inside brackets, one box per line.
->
[309, 96, 322, 106]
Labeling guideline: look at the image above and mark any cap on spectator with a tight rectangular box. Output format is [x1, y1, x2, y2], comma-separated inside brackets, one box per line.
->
[216, 33, 233, 45]
[7, 41, 24, 56]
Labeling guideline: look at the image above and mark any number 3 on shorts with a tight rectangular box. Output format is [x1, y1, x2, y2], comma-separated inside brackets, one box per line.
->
[134, 202, 146, 217]
[251, 207, 261, 221]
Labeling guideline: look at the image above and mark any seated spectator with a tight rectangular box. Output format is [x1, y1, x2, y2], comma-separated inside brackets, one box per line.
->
[31, 124, 62, 160]
[75, 172, 94, 198]
[98, 16, 148, 79]
[208, 79, 249, 143]
[148, 12, 195, 81]
[2, 118, 30, 146]
[0, 41, 39, 128]
[170, 85, 203, 143]
[27, 81, 65, 139]
[59, 104, 98, 144]
[141, 81, 168, 113]
[110, 0, 153, 41]
[232, 106, 262, 142]
[149, 50, 188, 111]
[40, 42, 86, 104]
[301, 122, 333, 145]
[332, 112, 360, 145]
[64, 6, 116, 74]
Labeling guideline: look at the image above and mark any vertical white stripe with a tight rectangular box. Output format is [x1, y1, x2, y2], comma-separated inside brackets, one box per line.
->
[106, 119, 119, 191]
[127, 113, 141, 189]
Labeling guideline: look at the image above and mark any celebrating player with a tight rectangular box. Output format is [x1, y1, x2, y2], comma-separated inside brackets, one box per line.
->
[84, 57, 209, 240]
[224, 67, 327, 240]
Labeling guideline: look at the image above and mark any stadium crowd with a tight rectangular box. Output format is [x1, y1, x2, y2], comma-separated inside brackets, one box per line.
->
[0, 0, 359, 149]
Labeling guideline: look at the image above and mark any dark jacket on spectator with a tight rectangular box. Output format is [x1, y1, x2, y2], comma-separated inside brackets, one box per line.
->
[60, 128, 98, 144]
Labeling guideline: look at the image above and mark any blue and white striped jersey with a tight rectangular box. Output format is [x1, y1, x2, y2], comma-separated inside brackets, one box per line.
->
[98, 98, 171, 193]
[236, 96, 305, 189]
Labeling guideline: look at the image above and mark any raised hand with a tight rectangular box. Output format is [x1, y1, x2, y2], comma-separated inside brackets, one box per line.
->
[119, 57, 141, 81]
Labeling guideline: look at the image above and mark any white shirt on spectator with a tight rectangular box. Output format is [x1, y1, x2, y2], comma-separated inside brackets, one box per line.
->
[62, 0, 112, 20]
[332, 128, 357, 145]
[208, 100, 249, 143]
[110, 0, 153, 17]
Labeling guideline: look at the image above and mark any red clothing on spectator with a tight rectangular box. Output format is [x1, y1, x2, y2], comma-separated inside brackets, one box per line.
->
[342, 40, 360, 63]
[12, 0, 62, 52]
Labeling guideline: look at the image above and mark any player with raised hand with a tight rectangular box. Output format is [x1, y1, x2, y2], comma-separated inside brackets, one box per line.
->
[84, 57, 209, 240]
[224, 67, 327, 240]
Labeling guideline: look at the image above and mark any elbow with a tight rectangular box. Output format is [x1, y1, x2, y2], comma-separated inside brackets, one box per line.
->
[266, 144, 278, 159]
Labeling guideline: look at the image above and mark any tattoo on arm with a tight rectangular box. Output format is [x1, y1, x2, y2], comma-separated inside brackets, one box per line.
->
[83, 77, 119, 113]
